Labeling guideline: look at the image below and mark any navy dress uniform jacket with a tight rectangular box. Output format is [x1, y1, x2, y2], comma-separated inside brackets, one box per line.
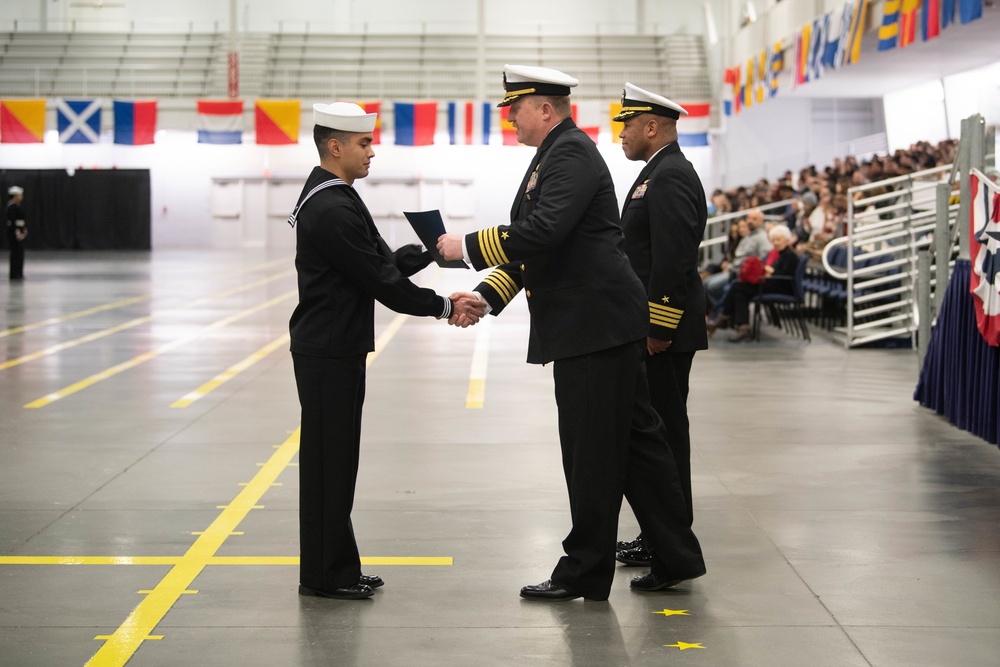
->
[620, 142, 708, 353]
[465, 119, 648, 363]
[289, 166, 444, 359]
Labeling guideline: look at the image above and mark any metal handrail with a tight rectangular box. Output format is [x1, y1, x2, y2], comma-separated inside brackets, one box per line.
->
[826, 162, 958, 348]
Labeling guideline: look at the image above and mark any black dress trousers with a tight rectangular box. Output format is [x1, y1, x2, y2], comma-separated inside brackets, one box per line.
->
[644, 350, 696, 524]
[292, 352, 367, 591]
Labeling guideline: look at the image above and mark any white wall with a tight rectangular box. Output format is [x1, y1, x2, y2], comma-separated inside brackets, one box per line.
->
[712, 95, 886, 187]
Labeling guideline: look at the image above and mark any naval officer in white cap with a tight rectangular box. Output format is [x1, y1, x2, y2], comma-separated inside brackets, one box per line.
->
[437, 66, 706, 600]
[288, 102, 484, 600]
[612, 83, 709, 568]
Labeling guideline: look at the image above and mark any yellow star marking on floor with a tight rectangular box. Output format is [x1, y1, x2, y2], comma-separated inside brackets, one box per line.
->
[652, 609, 689, 616]
[664, 642, 705, 651]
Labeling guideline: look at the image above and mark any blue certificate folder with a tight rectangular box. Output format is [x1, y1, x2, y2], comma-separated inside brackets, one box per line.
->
[403, 210, 469, 269]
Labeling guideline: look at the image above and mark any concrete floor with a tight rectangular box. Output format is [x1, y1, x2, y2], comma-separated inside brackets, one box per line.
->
[2, 249, 999, 667]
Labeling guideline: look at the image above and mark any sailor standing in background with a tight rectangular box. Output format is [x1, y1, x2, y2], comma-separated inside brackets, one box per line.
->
[6, 185, 27, 281]
[612, 84, 709, 566]
[288, 102, 484, 600]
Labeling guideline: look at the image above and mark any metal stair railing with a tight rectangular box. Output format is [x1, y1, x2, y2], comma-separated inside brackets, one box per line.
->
[821, 164, 959, 348]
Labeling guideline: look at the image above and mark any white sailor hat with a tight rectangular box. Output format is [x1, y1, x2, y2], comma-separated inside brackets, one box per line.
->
[498, 64, 579, 107]
[613, 82, 688, 121]
[7, 185, 23, 196]
[313, 102, 377, 133]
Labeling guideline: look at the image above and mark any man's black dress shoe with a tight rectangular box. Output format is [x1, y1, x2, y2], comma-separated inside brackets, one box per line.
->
[298, 583, 374, 599]
[519, 580, 581, 601]
[616, 535, 644, 551]
[359, 574, 384, 589]
[616, 546, 653, 566]
[629, 572, 691, 591]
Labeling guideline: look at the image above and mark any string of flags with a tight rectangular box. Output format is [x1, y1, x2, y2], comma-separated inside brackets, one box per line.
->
[0, 97, 713, 147]
[724, 0, 983, 116]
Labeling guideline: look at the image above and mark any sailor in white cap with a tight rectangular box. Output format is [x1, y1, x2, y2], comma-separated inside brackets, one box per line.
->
[288, 102, 484, 601]
[613, 83, 709, 568]
[437, 68, 706, 601]
[6, 185, 27, 280]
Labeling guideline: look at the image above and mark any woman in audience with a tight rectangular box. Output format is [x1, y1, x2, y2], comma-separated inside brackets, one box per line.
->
[709, 225, 799, 342]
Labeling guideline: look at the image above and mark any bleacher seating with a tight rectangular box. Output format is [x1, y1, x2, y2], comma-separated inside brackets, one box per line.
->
[0, 29, 710, 102]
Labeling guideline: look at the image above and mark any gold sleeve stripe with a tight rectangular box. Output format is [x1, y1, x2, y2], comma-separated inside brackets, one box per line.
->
[651, 315, 680, 329]
[489, 228, 511, 265]
[484, 271, 518, 304]
[478, 227, 510, 267]
[649, 302, 684, 317]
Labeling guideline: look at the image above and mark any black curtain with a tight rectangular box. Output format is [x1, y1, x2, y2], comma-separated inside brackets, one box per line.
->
[1, 169, 150, 250]
[914, 259, 1000, 447]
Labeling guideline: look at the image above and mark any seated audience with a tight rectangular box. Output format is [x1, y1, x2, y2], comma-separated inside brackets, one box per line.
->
[708, 225, 799, 342]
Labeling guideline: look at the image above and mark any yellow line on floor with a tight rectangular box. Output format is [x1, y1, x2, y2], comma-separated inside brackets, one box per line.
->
[171, 333, 291, 408]
[0, 556, 453, 566]
[0, 296, 150, 339]
[1, 270, 296, 374]
[0, 316, 154, 372]
[84, 429, 300, 667]
[24, 291, 296, 409]
[0, 258, 293, 341]
[466, 316, 492, 408]
[367, 313, 408, 368]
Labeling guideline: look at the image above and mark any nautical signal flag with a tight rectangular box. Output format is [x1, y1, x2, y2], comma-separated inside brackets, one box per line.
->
[677, 103, 710, 148]
[845, 0, 869, 64]
[114, 100, 157, 145]
[923, 0, 942, 40]
[572, 101, 602, 144]
[879, 0, 902, 50]
[255, 99, 300, 145]
[57, 99, 101, 144]
[447, 101, 491, 145]
[1, 99, 45, 143]
[197, 99, 243, 144]
[610, 102, 624, 143]
[394, 101, 436, 146]
[899, 0, 920, 48]
[359, 102, 381, 144]
[500, 106, 519, 145]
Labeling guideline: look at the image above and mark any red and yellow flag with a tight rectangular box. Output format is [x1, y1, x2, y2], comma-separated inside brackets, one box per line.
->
[610, 102, 624, 143]
[1, 99, 46, 143]
[500, 106, 519, 146]
[255, 99, 300, 145]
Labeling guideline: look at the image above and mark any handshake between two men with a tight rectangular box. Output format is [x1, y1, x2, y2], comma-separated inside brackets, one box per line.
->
[439, 232, 486, 329]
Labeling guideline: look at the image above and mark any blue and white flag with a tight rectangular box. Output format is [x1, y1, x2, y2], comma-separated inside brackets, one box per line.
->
[57, 99, 101, 144]
[806, 14, 828, 82]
